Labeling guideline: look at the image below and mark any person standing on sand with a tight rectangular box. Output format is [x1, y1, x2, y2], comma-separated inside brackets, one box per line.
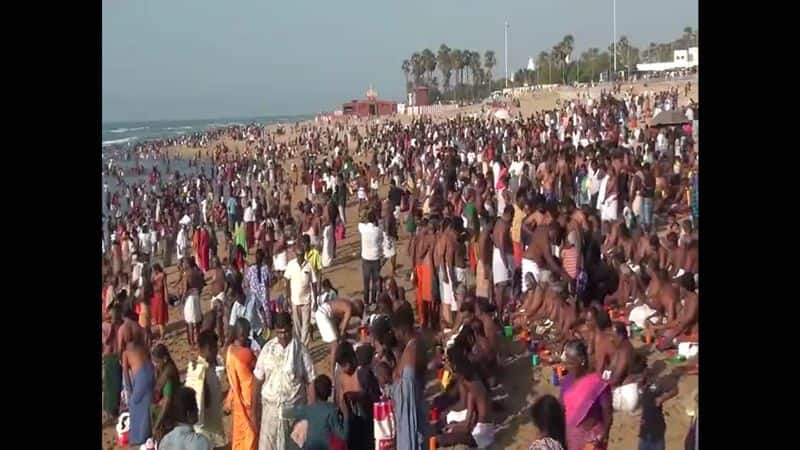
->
[388, 304, 428, 450]
[175, 257, 204, 347]
[225, 319, 258, 450]
[123, 340, 155, 447]
[186, 330, 226, 447]
[251, 312, 315, 450]
[102, 303, 123, 423]
[358, 210, 383, 307]
[284, 244, 313, 347]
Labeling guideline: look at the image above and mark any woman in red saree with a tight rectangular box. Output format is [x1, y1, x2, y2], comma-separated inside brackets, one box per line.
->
[225, 318, 257, 450]
[198, 226, 210, 272]
[150, 264, 169, 341]
[560, 340, 612, 450]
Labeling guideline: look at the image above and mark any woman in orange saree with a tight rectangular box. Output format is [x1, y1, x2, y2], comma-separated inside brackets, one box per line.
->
[225, 318, 258, 450]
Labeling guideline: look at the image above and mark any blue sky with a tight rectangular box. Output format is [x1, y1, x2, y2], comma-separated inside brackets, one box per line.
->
[102, 0, 697, 122]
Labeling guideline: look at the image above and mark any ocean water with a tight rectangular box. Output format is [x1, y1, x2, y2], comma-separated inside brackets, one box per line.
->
[102, 114, 313, 148]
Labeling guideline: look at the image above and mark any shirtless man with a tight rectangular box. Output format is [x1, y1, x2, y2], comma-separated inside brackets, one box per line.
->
[641, 267, 681, 342]
[178, 257, 205, 347]
[205, 257, 226, 302]
[578, 305, 615, 373]
[522, 215, 572, 294]
[475, 215, 494, 301]
[550, 283, 581, 344]
[434, 218, 458, 329]
[119, 305, 146, 394]
[606, 323, 639, 412]
[654, 274, 699, 349]
[437, 349, 495, 449]
[512, 273, 543, 327]
[411, 218, 437, 328]
[315, 296, 365, 373]
[604, 253, 637, 307]
[491, 205, 515, 313]
[659, 232, 684, 278]
[474, 299, 500, 364]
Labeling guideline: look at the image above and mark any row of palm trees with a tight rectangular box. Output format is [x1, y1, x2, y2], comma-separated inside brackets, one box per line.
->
[401, 45, 498, 102]
[512, 26, 698, 87]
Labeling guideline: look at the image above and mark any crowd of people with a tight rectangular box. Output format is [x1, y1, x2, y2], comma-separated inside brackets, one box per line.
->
[101, 81, 698, 450]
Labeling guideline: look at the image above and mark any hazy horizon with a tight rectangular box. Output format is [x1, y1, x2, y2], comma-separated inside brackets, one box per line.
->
[103, 0, 697, 123]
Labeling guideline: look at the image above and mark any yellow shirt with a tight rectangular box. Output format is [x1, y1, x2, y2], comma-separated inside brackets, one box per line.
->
[511, 204, 525, 243]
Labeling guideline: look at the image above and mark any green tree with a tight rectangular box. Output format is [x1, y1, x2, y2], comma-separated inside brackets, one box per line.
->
[401, 59, 411, 92]
[437, 44, 453, 92]
[421, 48, 437, 83]
[410, 52, 425, 86]
[560, 35, 574, 84]
[484, 50, 496, 85]
[536, 51, 550, 84]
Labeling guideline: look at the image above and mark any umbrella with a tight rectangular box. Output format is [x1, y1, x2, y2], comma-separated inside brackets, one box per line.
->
[650, 110, 689, 127]
[493, 109, 511, 121]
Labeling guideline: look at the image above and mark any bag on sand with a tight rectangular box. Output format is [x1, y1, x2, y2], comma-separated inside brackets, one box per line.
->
[373, 397, 396, 450]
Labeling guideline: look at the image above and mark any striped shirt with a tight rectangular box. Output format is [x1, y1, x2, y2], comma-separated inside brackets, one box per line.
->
[560, 247, 579, 279]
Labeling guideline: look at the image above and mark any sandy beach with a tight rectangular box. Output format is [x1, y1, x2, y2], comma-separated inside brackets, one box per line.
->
[102, 76, 698, 450]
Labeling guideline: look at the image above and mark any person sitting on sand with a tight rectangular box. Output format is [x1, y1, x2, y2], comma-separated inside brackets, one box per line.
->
[436, 347, 496, 449]
[606, 323, 640, 413]
[652, 274, 699, 352]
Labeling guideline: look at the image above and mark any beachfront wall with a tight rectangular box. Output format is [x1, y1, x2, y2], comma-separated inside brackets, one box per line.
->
[405, 104, 460, 116]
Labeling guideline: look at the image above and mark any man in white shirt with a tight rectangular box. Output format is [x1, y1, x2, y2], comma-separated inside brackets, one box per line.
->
[358, 210, 383, 307]
[137, 224, 152, 261]
[284, 245, 314, 346]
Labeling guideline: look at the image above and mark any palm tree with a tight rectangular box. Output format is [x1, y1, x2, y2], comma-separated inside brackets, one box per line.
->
[437, 44, 452, 93]
[560, 35, 574, 84]
[536, 51, 549, 84]
[401, 59, 411, 91]
[410, 52, 425, 86]
[484, 50, 496, 87]
[450, 49, 463, 87]
[551, 44, 562, 84]
[588, 47, 600, 81]
[469, 51, 483, 98]
[647, 42, 657, 62]
[421, 48, 437, 83]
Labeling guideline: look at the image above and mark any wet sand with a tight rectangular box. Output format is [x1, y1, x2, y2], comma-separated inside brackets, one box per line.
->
[102, 77, 698, 449]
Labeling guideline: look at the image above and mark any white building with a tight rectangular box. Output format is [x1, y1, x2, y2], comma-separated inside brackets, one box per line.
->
[636, 46, 698, 72]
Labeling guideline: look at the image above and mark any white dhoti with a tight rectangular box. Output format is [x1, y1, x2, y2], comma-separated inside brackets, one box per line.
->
[520, 258, 551, 292]
[612, 382, 640, 413]
[492, 248, 513, 285]
[601, 195, 619, 222]
[183, 293, 202, 324]
[314, 303, 338, 343]
[628, 304, 661, 329]
[273, 251, 287, 272]
[382, 234, 396, 258]
[438, 265, 457, 311]
[678, 342, 699, 359]
[471, 422, 497, 449]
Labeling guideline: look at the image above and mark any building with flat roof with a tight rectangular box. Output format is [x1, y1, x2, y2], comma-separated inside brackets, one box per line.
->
[342, 86, 397, 117]
[636, 47, 698, 72]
